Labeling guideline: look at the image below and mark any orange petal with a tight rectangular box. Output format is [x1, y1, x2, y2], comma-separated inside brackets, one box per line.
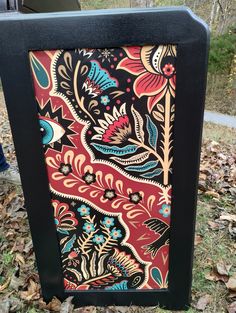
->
[117, 57, 145, 75]
[123, 46, 142, 59]
[134, 72, 167, 98]
[147, 88, 167, 113]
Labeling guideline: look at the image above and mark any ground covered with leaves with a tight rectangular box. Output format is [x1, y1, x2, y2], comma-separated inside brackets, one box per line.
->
[0, 93, 236, 312]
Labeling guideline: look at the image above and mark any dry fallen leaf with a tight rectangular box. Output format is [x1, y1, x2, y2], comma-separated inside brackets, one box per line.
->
[206, 140, 220, 153]
[115, 307, 130, 313]
[9, 269, 24, 290]
[194, 234, 203, 246]
[216, 262, 232, 276]
[194, 294, 212, 311]
[226, 276, 236, 292]
[60, 296, 74, 313]
[227, 301, 236, 313]
[39, 297, 61, 312]
[11, 238, 25, 253]
[3, 191, 17, 207]
[74, 306, 96, 313]
[15, 253, 25, 266]
[208, 220, 220, 230]
[23, 240, 33, 254]
[228, 291, 236, 299]
[102, 307, 116, 313]
[0, 277, 11, 293]
[205, 190, 220, 198]
[205, 270, 228, 283]
[220, 214, 236, 223]
[19, 279, 40, 301]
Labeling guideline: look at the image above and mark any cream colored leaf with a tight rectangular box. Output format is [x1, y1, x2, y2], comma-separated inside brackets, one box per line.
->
[131, 105, 145, 142]
[153, 111, 164, 122]
[157, 103, 164, 112]
[111, 151, 149, 166]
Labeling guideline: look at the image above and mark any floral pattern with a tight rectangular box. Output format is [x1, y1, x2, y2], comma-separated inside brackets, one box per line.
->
[58, 163, 72, 176]
[100, 95, 110, 106]
[92, 103, 132, 144]
[93, 234, 105, 244]
[30, 45, 176, 290]
[159, 204, 171, 218]
[82, 172, 96, 185]
[77, 205, 90, 216]
[103, 217, 115, 228]
[83, 222, 95, 233]
[117, 45, 176, 112]
[53, 200, 78, 235]
[103, 189, 117, 200]
[129, 192, 142, 204]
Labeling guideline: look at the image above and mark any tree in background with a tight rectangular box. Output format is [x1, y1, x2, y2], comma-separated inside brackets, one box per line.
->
[130, 0, 154, 7]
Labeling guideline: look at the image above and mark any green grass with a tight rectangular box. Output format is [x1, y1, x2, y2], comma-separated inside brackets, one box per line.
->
[2, 251, 14, 266]
[192, 196, 236, 311]
[203, 122, 236, 144]
[80, 0, 130, 10]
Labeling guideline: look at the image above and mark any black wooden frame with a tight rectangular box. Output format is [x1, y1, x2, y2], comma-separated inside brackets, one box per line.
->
[0, 7, 209, 310]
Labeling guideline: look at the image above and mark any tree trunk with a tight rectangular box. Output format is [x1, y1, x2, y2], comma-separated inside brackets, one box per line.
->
[209, 0, 217, 31]
[146, 0, 154, 7]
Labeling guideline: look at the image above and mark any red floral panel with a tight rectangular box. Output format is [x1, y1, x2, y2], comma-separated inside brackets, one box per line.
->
[30, 45, 177, 290]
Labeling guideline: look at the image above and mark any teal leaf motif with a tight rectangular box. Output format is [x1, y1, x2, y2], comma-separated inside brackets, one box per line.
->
[105, 280, 128, 290]
[146, 115, 158, 149]
[58, 229, 69, 235]
[91, 143, 138, 156]
[141, 168, 163, 179]
[62, 234, 76, 254]
[30, 54, 49, 89]
[151, 267, 163, 286]
[165, 271, 169, 285]
[125, 161, 158, 172]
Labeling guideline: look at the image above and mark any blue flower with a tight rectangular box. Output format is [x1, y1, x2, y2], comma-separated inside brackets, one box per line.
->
[77, 205, 90, 216]
[159, 204, 171, 218]
[103, 217, 115, 228]
[110, 228, 122, 239]
[93, 234, 105, 244]
[101, 95, 110, 106]
[83, 61, 118, 97]
[83, 222, 95, 233]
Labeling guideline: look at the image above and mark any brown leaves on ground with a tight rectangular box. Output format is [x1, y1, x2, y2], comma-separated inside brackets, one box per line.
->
[194, 234, 203, 246]
[20, 278, 40, 301]
[205, 261, 232, 283]
[74, 306, 97, 313]
[220, 213, 236, 237]
[194, 294, 212, 311]
[226, 276, 236, 292]
[227, 301, 236, 313]
[199, 140, 236, 241]
[199, 140, 236, 198]
[39, 297, 62, 312]
[216, 262, 232, 277]
[205, 260, 236, 294]
[194, 138, 236, 311]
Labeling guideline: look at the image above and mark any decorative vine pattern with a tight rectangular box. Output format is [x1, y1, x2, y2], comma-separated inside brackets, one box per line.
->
[30, 45, 176, 290]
